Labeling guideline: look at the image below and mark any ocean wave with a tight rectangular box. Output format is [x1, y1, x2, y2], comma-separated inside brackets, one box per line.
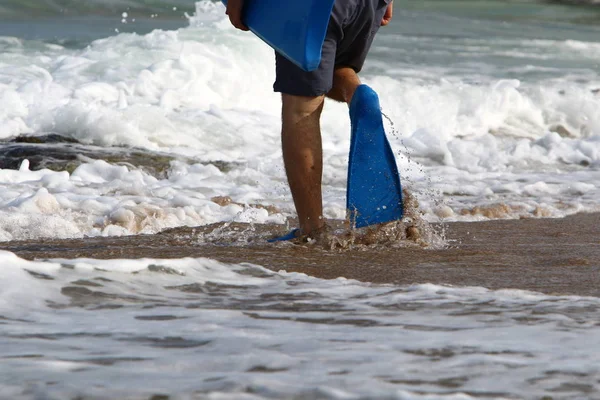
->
[2, 0, 599, 20]
[0, 0, 201, 18]
[2, 251, 600, 399]
[0, 0, 598, 240]
[547, 0, 600, 5]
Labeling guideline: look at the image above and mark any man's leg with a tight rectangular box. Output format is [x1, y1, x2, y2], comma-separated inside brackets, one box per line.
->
[281, 94, 326, 236]
[280, 67, 362, 237]
[327, 67, 362, 104]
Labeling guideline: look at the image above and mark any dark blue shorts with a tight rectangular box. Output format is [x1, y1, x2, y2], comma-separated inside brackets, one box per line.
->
[274, 0, 392, 97]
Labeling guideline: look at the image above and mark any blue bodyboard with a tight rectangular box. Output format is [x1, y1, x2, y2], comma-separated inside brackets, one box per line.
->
[221, 0, 335, 71]
[347, 85, 403, 228]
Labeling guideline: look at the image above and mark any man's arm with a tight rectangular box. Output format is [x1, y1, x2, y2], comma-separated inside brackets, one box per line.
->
[226, 0, 249, 31]
[381, 1, 393, 26]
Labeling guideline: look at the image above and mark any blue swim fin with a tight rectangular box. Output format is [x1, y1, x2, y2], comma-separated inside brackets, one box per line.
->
[267, 228, 301, 243]
[347, 85, 403, 228]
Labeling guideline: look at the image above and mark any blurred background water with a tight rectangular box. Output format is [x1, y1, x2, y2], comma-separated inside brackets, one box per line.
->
[2, 0, 600, 44]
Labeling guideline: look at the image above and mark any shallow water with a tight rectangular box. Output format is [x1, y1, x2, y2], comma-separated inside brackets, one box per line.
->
[2, 250, 600, 399]
[2, 211, 599, 398]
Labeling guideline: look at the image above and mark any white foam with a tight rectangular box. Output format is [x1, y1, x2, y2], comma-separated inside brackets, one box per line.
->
[0, 157, 291, 241]
[0, 1, 599, 241]
[2, 252, 600, 398]
[0, 251, 65, 311]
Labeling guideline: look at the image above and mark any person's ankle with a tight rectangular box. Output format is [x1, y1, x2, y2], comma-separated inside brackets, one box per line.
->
[301, 222, 325, 236]
[301, 223, 331, 244]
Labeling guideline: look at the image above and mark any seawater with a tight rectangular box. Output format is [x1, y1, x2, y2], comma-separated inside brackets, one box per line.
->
[1, 1, 600, 398]
[1, 1, 599, 242]
[3, 252, 600, 399]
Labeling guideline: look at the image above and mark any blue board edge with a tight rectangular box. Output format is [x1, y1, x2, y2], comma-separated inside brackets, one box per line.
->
[221, 0, 335, 71]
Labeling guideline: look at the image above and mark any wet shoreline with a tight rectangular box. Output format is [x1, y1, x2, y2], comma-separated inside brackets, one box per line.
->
[3, 212, 599, 297]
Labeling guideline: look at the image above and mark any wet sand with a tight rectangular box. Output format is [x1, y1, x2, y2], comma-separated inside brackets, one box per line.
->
[2, 212, 599, 297]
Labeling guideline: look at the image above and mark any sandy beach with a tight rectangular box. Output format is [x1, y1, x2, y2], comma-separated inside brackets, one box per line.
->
[3, 212, 598, 297]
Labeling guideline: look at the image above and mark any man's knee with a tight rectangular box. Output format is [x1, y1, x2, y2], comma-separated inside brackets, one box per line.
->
[327, 67, 361, 103]
[282, 94, 325, 124]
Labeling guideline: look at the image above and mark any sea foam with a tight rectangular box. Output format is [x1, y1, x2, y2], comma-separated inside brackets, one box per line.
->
[0, 1, 599, 241]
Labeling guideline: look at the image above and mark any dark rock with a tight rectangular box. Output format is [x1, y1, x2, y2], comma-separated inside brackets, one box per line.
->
[0, 134, 240, 178]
